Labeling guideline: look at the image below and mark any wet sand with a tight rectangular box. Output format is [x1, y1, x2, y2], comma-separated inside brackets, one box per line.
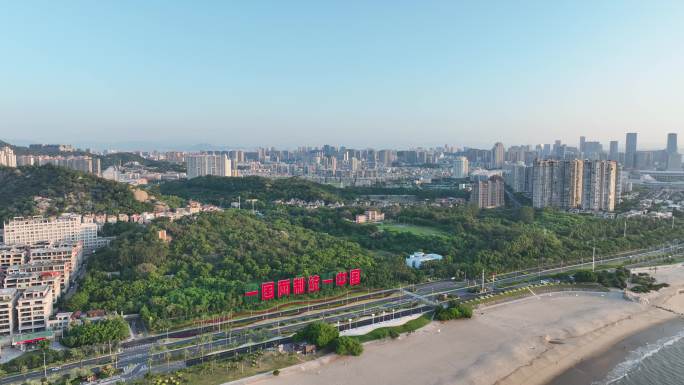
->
[547, 317, 684, 385]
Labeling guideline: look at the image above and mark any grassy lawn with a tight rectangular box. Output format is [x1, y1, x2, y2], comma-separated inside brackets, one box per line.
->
[353, 314, 433, 343]
[376, 222, 447, 237]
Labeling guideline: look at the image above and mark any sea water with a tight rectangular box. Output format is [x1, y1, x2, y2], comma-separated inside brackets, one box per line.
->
[594, 328, 684, 385]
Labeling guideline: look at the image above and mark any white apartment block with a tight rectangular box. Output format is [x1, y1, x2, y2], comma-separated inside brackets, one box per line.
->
[185, 154, 232, 178]
[0, 245, 27, 270]
[3, 272, 41, 290]
[0, 288, 18, 336]
[28, 241, 83, 277]
[7, 262, 71, 290]
[1, 272, 60, 303]
[21, 155, 101, 175]
[15, 285, 53, 334]
[3, 215, 99, 251]
[0, 146, 17, 167]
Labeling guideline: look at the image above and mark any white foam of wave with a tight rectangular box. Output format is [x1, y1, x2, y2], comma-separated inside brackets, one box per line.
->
[594, 328, 684, 385]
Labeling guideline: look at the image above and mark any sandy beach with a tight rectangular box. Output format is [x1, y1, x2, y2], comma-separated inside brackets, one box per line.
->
[240, 264, 684, 385]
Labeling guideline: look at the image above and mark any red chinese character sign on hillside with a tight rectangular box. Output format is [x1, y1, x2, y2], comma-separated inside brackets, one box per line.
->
[254, 269, 361, 302]
[322, 272, 335, 289]
[349, 269, 361, 286]
[308, 275, 320, 293]
[293, 277, 305, 295]
[278, 279, 291, 298]
[261, 281, 275, 301]
[243, 283, 259, 303]
[335, 271, 347, 287]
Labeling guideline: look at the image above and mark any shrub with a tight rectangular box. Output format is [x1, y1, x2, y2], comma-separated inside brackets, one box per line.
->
[573, 270, 597, 283]
[333, 336, 363, 356]
[294, 322, 339, 348]
[457, 304, 473, 319]
[273, 369, 280, 376]
[435, 303, 473, 321]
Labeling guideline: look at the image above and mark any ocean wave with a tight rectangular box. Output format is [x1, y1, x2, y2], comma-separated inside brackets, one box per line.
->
[594, 328, 684, 385]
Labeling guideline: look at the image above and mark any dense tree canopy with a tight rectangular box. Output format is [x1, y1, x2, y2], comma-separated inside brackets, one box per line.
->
[0, 165, 153, 222]
[158, 175, 467, 208]
[65, 211, 393, 330]
[61, 317, 130, 347]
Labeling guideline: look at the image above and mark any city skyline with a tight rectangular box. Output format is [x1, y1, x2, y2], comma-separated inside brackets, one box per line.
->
[2, 131, 681, 153]
[1, 1, 683, 148]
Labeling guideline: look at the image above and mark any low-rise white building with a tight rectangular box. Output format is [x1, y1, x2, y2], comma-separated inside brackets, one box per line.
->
[405, 252, 444, 268]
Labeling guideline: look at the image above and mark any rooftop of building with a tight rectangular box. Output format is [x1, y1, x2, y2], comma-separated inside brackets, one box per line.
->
[406, 251, 444, 260]
[0, 288, 18, 297]
[4, 271, 40, 278]
[5, 213, 84, 224]
[23, 285, 50, 294]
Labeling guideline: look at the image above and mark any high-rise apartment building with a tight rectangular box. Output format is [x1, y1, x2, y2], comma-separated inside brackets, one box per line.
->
[608, 141, 619, 161]
[452, 156, 469, 178]
[377, 150, 396, 166]
[470, 175, 505, 209]
[504, 162, 532, 193]
[0, 146, 17, 167]
[186, 154, 232, 178]
[625, 133, 637, 169]
[667, 133, 678, 154]
[3, 215, 98, 251]
[532, 160, 583, 210]
[666, 133, 681, 171]
[491, 143, 505, 169]
[582, 160, 618, 212]
[533, 159, 618, 212]
[25, 155, 101, 175]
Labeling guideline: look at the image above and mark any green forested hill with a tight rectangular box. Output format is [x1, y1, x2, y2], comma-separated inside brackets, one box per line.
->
[66, 210, 397, 330]
[0, 165, 154, 222]
[158, 175, 465, 207]
[159, 176, 352, 206]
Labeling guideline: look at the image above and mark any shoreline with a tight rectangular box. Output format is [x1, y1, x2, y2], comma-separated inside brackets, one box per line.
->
[236, 265, 684, 385]
[494, 304, 677, 385]
[546, 316, 684, 385]
[543, 265, 684, 385]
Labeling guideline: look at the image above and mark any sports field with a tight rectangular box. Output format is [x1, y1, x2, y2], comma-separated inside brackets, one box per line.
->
[375, 222, 447, 237]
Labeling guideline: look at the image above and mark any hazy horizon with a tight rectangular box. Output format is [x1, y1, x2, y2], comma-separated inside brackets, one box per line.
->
[1, 1, 683, 149]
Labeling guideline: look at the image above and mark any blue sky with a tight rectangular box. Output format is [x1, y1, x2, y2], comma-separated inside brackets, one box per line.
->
[0, 1, 682, 150]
